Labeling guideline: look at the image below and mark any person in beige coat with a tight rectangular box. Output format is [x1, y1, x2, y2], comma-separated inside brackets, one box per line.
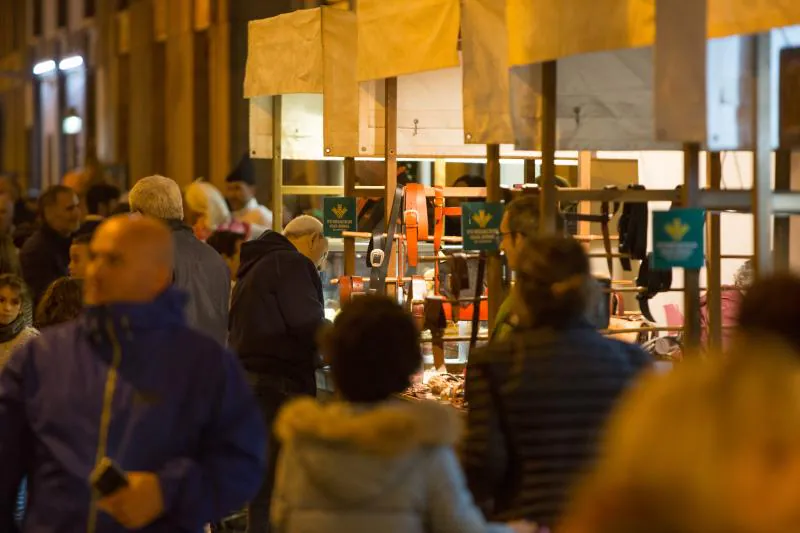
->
[271, 295, 534, 533]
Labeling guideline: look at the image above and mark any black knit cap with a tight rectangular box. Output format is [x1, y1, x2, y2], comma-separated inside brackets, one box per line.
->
[225, 154, 256, 186]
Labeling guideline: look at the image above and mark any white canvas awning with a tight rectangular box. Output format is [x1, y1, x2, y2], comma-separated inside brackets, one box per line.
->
[244, 8, 359, 158]
[507, 1, 800, 151]
[356, 0, 516, 154]
[508, 0, 800, 67]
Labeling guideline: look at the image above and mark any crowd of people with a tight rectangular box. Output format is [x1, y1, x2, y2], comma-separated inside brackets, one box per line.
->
[0, 167, 799, 533]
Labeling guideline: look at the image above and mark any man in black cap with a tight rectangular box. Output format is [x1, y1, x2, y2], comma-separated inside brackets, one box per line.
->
[225, 155, 273, 228]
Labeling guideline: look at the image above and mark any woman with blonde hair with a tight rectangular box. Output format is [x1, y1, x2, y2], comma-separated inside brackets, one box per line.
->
[184, 180, 266, 241]
[561, 339, 800, 533]
[463, 237, 651, 529]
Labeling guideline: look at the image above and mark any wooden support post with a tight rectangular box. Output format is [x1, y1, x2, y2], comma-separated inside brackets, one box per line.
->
[524, 158, 536, 184]
[385, 77, 398, 280]
[772, 148, 792, 270]
[539, 60, 558, 235]
[706, 152, 723, 352]
[486, 144, 503, 328]
[775, 152, 791, 269]
[434, 159, 447, 187]
[682, 142, 702, 350]
[271, 95, 283, 232]
[344, 156, 356, 276]
[753, 33, 774, 276]
[577, 151, 592, 238]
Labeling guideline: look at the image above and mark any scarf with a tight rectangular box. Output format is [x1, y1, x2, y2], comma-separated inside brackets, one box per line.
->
[0, 313, 26, 344]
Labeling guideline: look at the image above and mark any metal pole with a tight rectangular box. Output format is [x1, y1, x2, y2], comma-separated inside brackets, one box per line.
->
[385, 77, 398, 282]
[539, 60, 558, 235]
[682, 142, 702, 349]
[752, 33, 773, 276]
[774, 149, 790, 270]
[706, 152, 723, 351]
[577, 151, 592, 238]
[486, 144, 503, 327]
[344, 156, 356, 275]
[271, 95, 283, 231]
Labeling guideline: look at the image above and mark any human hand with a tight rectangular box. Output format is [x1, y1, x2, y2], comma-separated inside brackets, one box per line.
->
[98, 472, 165, 529]
[507, 520, 541, 533]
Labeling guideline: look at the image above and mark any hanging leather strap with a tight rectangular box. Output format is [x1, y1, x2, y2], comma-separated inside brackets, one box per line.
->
[424, 295, 447, 371]
[448, 254, 470, 322]
[600, 200, 614, 276]
[338, 275, 365, 305]
[404, 183, 429, 267]
[433, 187, 445, 253]
[404, 210, 420, 268]
[470, 252, 487, 350]
[368, 186, 404, 295]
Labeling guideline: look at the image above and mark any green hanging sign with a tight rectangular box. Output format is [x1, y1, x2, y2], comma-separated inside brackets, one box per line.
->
[652, 208, 705, 269]
[461, 202, 504, 251]
[323, 197, 357, 238]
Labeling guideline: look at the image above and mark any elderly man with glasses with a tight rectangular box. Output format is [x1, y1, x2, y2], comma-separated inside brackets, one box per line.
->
[228, 215, 328, 533]
[495, 196, 565, 342]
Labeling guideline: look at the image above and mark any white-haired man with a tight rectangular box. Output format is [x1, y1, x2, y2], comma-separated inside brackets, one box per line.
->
[129, 175, 230, 345]
[228, 215, 328, 533]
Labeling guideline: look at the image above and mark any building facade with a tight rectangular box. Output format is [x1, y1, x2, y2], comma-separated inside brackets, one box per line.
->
[0, 0, 310, 194]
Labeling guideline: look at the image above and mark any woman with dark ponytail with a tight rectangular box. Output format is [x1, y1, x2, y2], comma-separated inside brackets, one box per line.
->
[462, 237, 652, 530]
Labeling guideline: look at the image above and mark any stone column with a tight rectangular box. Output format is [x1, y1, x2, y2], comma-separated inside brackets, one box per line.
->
[165, 0, 194, 186]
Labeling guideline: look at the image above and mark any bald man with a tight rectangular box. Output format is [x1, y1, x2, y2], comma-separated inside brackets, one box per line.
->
[228, 215, 327, 533]
[0, 215, 266, 533]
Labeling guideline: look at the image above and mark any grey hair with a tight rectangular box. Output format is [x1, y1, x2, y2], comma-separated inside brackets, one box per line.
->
[734, 259, 754, 290]
[283, 215, 323, 239]
[129, 175, 184, 220]
[505, 195, 565, 237]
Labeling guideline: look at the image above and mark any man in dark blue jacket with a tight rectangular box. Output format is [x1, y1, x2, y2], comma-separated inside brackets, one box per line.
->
[229, 215, 328, 533]
[0, 215, 265, 533]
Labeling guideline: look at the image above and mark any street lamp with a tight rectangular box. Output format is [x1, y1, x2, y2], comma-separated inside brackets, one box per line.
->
[63, 108, 83, 135]
[32, 60, 56, 76]
[58, 55, 84, 71]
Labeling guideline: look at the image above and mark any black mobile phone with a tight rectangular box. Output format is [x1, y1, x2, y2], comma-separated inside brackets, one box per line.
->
[90, 457, 129, 497]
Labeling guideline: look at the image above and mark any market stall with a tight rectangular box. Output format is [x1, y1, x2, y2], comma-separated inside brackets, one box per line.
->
[506, 0, 800, 350]
[244, 1, 800, 407]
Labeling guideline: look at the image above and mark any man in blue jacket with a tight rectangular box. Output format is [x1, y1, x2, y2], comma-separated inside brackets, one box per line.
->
[0, 214, 265, 532]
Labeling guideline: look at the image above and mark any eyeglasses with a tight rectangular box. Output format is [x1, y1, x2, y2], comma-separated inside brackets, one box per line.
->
[496, 230, 520, 244]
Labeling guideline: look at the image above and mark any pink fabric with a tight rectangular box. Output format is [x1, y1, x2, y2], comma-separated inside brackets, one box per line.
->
[699, 287, 742, 351]
[663, 304, 684, 329]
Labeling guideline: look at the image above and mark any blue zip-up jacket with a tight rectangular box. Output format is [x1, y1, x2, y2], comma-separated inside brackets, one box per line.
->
[0, 287, 266, 533]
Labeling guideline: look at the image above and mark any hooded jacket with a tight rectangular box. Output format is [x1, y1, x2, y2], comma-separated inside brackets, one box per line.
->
[464, 321, 651, 527]
[229, 231, 324, 393]
[0, 287, 266, 533]
[272, 398, 512, 533]
[169, 221, 231, 345]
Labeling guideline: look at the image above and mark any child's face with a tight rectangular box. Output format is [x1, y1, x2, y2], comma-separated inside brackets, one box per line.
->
[69, 243, 90, 279]
[0, 286, 22, 326]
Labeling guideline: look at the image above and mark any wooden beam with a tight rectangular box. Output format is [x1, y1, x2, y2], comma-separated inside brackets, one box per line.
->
[271, 95, 283, 231]
[752, 33, 774, 276]
[486, 144, 503, 328]
[539, 60, 558, 235]
[384, 77, 398, 280]
[682, 142, 702, 350]
[344, 156, 356, 276]
[706, 152, 723, 352]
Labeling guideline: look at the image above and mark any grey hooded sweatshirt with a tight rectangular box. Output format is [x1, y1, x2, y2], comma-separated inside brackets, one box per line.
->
[272, 398, 511, 533]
